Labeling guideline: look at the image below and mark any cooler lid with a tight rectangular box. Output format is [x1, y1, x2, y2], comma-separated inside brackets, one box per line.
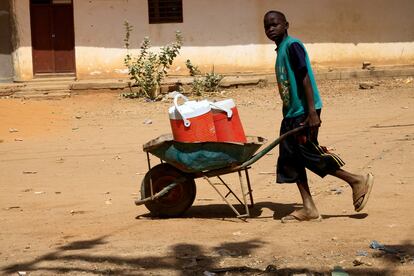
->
[169, 100, 211, 120]
[211, 99, 235, 110]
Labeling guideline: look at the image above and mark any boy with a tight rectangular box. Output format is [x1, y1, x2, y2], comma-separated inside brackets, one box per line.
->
[263, 10, 374, 223]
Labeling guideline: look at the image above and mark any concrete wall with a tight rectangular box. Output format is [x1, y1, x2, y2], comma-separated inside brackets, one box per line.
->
[10, 0, 32, 81]
[0, 0, 13, 82]
[11, 0, 414, 80]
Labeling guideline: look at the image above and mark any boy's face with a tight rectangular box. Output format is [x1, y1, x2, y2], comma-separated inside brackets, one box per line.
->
[264, 13, 288, 43]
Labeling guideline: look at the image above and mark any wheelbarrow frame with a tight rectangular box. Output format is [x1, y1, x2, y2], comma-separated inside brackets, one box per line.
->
[135, 126, 304, 219]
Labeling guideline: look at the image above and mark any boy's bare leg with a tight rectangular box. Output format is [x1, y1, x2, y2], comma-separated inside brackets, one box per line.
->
[331, 169, 367, 198]
[281, 170, 373, 222]
[281, 180, 320, 222]
[330, 169, 364, 187]
[331, 169, 374, 212]
[296, 180, 320, 218]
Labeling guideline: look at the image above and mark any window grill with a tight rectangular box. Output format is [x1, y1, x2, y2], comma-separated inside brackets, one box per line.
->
[148, 0, 183, 24]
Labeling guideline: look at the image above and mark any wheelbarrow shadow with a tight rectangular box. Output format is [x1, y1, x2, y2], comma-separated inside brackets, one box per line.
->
[136, 202, 370, 221]
[137, 201, 298, 220]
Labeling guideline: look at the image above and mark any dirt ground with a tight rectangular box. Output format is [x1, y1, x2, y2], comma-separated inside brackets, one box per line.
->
[0, 77, 413, 276]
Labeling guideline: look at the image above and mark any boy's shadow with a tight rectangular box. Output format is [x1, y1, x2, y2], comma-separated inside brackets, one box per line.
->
[321, 213, 368, 220]
[185, 201, 297, 219]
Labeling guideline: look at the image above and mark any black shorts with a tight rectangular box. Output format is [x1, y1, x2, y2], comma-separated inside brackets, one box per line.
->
[276, 110, 345, 183]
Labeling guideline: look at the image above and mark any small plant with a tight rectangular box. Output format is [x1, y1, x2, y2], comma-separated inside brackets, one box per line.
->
[185, 59, 201, 76]
[191, 77, 205, 96]
[203, 68, 223, 92]
[123, 21, 183, 99]
[187, 61, 223, 95]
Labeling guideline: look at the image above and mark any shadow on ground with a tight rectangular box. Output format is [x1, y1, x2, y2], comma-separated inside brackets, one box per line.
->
[137, 201, 370, 221]
[370, 239, 414, 266]
[321, 213, 369, 220]
[2, 233, 407, 275]
[184, 201, 297, 220]
[136, 201, 296, 220]
[2, 236, 263, 275]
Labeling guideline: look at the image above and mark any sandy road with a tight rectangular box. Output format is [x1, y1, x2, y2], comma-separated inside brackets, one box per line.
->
[0, 78, 413, 275]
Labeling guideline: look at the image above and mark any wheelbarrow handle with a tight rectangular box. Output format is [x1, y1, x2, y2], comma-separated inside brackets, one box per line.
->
[238, 126, 306, 168]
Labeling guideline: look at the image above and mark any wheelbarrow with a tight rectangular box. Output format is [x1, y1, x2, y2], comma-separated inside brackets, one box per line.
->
[135, 126, 304, 219]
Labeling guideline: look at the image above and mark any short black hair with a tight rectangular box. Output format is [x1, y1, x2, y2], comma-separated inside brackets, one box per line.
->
[264, 10, 287, 22]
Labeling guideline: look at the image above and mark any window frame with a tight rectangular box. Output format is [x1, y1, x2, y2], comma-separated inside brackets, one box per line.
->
[148, 0, 183, 24]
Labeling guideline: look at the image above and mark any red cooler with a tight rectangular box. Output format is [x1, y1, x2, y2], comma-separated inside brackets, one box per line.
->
[169, 94, 217, 142]
[211, 99, 247, 143]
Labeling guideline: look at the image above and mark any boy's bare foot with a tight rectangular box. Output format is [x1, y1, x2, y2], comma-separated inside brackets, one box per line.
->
[281, 208, 321, 223]
[352, 173, 374, 212]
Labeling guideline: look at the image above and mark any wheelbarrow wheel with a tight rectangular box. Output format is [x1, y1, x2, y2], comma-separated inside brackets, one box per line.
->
[141, 163, 196, 218]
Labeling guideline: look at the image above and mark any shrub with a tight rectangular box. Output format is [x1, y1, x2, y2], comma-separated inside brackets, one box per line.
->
[185, 59, 201, 76]
[186, 61, 223, 95]
[203, 69, 223, 92]
[123, 21, 183, 99]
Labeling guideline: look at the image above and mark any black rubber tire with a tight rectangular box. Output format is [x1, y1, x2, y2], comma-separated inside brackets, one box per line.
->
[140, 163, 196, 218]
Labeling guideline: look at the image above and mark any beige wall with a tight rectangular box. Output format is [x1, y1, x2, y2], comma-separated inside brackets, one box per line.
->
[11, 0, 414, 80]
[10, 0, 32, 81]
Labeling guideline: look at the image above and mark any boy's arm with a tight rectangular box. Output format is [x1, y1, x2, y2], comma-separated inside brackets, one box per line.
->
[287, 43, 321, 132]
[301, 74, 321, 133]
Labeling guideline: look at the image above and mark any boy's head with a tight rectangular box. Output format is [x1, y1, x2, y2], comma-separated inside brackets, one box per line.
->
[264, 10, 289, 44]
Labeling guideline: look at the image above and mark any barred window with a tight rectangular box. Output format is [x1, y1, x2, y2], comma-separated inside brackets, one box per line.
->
[148, 0, 183, 24]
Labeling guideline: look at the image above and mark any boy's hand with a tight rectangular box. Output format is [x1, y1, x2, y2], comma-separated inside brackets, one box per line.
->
[301, 73, 321, 135]
[303, 110, 321, 128]
[301, 110, 321, 138]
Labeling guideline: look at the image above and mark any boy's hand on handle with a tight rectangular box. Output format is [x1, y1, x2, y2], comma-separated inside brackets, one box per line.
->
[302, 110, 321, 128]
[300, 110, 321, 138]
[301, 73, 321, 136]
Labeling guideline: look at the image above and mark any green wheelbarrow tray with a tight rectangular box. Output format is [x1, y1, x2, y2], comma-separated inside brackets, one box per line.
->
[142, 126, 305, 174]
[143, 134, 267, 173]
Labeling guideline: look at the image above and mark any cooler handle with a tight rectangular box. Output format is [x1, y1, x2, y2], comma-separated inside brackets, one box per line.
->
[209, 102, 233, 118]
[173, 93, 191, 127]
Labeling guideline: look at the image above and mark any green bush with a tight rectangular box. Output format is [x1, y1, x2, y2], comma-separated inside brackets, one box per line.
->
[185, 59, 201, 76]
[203, 69, 223, 92]
[123, 21, 182, 99]
[191, 77, 205, 96]
[186, 61, 223, 95]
